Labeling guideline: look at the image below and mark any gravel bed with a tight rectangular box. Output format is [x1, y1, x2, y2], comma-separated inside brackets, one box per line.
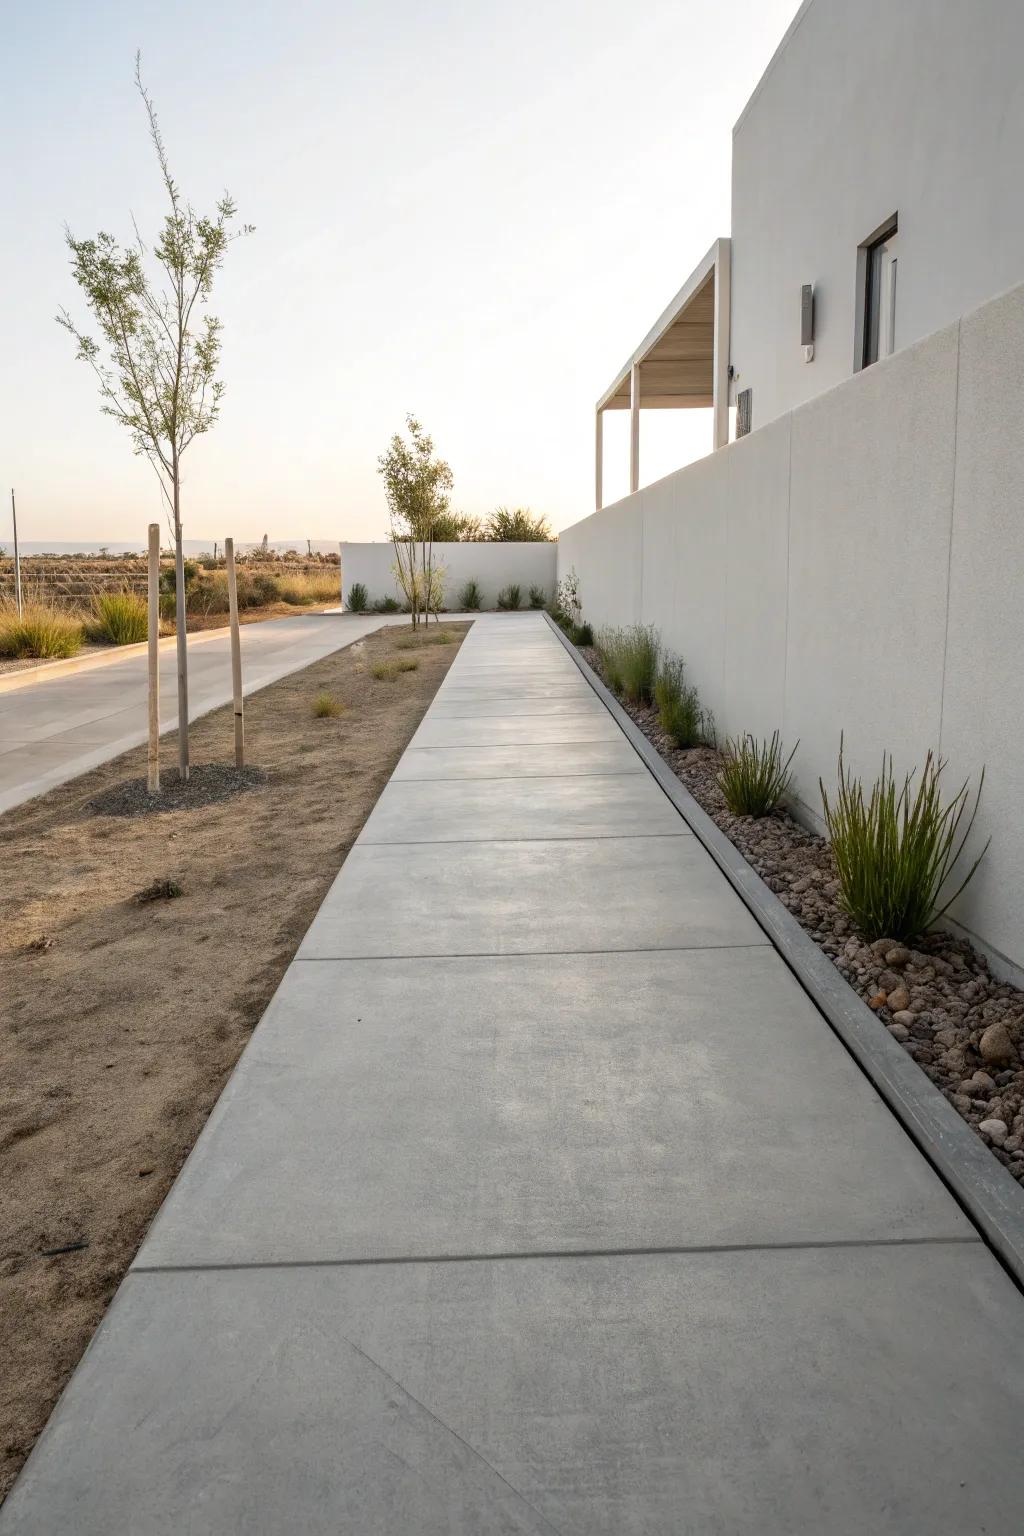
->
[88, 764, 269, 817]
[580, 646, 1024, 1186]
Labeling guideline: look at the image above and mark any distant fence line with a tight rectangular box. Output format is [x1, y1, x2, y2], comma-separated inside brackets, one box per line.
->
[0, 555, 339, 611]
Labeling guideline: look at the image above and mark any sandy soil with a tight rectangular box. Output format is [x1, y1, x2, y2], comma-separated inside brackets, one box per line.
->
[0, 621, 467, 1504]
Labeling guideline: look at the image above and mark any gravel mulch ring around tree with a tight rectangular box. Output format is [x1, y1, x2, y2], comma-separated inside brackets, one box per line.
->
[88, 764, 269, 817]
[580, 645, 1024, 1187]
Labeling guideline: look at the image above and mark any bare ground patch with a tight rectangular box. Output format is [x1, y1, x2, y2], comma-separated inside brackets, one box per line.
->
[0, 621, 467, 1503]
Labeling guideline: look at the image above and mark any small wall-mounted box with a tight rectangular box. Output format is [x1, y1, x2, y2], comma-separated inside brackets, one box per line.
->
[801, 283, 815, 361]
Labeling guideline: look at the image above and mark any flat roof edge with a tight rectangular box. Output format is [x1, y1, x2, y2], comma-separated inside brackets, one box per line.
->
[732, 0, 818, 137]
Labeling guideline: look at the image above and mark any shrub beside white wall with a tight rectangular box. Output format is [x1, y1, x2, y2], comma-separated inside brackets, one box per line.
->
[340, 541, 557, 611]
[559, 279, 1024, 982]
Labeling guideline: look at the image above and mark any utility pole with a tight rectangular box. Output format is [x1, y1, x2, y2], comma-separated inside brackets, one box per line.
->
[11, 489, 22, 617]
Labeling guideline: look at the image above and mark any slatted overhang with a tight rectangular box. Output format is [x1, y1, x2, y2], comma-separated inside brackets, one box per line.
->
[597, 242, 725, 412]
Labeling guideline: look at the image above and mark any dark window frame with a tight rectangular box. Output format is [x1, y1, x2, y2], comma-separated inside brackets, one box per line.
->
[856, 214, 898, 371]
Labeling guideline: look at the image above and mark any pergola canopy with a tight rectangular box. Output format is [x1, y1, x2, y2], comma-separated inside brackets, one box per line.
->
[595, 238, 731, 507]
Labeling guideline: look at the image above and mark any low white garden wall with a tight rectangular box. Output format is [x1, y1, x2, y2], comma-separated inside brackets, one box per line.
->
[559, 278, 1024, 981]
[339, 541, 557, 612]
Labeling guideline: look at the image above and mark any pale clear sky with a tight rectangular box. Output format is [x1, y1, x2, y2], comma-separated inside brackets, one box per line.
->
[3, 0, 799, 547]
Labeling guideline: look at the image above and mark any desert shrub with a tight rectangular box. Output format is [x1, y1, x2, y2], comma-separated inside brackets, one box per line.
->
[718, 732, 798, 816]
[86, 590, 148, 645]
[457, 578, 482, 611]
[574, 621, 593, 646]
[497, 583, 522, 611]
[484, 507, 554, 541]
[312, 691, 343, 718]
[0, 601, 84, 659]
[372, 595, 403, 614]
[654, 654, 713, 747]
[528, 584, 547, 609]
[599, 625, 659, 705]
[347, 582, 369, 613]
[820, 741, 989, 942]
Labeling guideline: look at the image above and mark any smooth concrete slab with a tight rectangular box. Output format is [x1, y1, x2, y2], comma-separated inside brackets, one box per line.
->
[428, 695, 610, 719]
[136, 948, 972, 1269]
[357, 772, 681, 843]
[408, 712, 624, 748]
[8, 1246, 1024, 1536]
[392, 739, 644, 781]
[298, 835, 766, 958]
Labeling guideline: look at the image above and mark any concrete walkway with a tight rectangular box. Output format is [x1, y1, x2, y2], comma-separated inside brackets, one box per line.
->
[0, 612, 401, 814]
[4, 613, 1024, 1533]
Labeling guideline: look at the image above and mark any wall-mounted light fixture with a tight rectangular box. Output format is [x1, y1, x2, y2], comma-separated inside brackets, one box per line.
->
[801, 283, 815, 361]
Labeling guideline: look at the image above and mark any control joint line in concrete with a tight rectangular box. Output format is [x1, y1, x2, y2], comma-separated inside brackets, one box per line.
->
[132, 1234, 982, 1275]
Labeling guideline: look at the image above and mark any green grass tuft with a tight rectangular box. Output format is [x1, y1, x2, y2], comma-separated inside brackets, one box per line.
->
[457, 579, 482, 611]
[820, 739, 989, 942]
[347, 581, 369, 613]
[597, 625, 660, 705]
[312, 691, 344, 718]
[86, 590, 148, 645]
[496, 583, 522, 611]
[653, 653, 713, 748]
[718, 731, 798, 816]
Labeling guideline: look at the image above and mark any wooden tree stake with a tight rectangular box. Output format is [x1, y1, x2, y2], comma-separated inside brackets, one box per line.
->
[147, 522, 160, 794]
[225, 537, 244, 768]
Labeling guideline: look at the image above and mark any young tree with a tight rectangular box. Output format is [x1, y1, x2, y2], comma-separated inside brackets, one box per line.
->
[377, 416, 453, 627]
[58, 54, 252, 780]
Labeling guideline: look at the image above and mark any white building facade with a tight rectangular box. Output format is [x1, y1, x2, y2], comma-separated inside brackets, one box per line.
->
[730, 0, 1024, 433]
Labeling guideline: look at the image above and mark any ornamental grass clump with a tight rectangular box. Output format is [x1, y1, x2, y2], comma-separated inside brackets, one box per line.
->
[718, 731, 798, 816]
[346, 582, 368, 612]
[0, 601, 84, 659]
[497, 583, 522, 610]
[457, 578, 482, 611]
[598, 624, 659, 705]
[820, 741, 989, 942]
[654, 653, 711, 747]
[87, 590, 148, 645]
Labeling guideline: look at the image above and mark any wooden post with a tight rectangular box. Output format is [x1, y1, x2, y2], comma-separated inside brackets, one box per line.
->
[629, 363, 641, 495]
[225, 537, 244, 768]
[11, 489, 22, 618]
[595, 410, 603, 511]
[147, 523, 160, 794]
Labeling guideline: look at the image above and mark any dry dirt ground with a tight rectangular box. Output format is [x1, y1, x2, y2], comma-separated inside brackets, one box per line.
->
[0, 621, 467, 1504]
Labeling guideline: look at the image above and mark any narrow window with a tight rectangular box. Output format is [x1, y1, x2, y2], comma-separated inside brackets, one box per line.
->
[860, 217, 899, 368]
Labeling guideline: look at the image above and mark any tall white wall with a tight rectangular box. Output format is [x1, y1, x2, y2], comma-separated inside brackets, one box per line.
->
[339, 542, 557, 611]
[730, 0, 1024, 430]
[559, 279, 1024, 981]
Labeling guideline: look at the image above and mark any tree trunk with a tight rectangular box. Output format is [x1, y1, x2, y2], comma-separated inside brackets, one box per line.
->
[172, 466, 190, 781]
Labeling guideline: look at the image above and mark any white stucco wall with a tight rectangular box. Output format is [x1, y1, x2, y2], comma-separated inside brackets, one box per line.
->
[730, 0, 1024, 431]
[339, 542, 557, 611]
[559, 278, 1024, 980]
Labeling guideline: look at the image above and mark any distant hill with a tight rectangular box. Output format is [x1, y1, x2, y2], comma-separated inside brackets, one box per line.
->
[8, 539, 340, 557]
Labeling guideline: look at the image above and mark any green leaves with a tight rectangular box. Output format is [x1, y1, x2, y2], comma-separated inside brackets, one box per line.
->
[56, 56, 251, 515]
[718, 732, 798, 816]
[484, 507, 553, 542]
[377, 416, 455, 542]
[820, 741, 989, 942]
